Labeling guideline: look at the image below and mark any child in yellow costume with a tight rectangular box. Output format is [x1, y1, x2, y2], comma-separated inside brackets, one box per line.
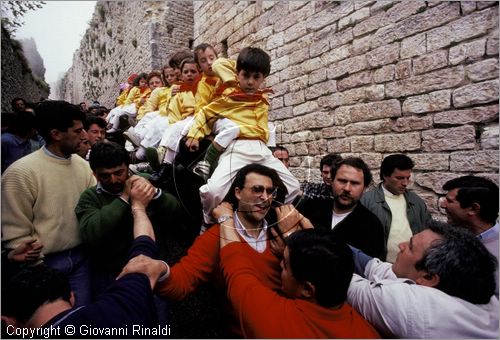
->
[184, 47, 300, 226]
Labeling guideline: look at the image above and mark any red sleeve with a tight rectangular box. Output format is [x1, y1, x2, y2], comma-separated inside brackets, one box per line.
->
[156, 226, 220, 301]
[220, 242, 290, 338]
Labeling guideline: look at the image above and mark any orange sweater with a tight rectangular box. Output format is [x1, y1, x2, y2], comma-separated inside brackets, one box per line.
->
[156, 225, 281, 335]
[221, 243, 381, 339]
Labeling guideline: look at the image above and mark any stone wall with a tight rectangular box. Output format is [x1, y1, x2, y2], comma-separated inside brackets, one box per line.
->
[1, 26, 50, 109]
[61, 0, 193, 108]
[192, 1, 499, 215]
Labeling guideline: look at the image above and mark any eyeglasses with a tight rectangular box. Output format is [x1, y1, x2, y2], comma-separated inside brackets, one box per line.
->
[244, 185, 278, 198]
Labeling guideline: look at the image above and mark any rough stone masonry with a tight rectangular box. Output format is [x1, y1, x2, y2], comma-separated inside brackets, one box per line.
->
[62, 1, 499, 218]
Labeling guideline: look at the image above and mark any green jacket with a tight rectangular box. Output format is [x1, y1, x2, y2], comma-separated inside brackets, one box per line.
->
[75, 186, 182, 274]
[360, 183, 431, 242]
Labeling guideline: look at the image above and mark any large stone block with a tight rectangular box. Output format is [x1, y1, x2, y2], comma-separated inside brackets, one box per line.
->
[338, 7, 370, 31]
[350, 35, 372, 55]
[345, 119, 393, 136]
[413, 50, 448, 75]
[392, 115, 433, 132]
[337, 71, 372, 91]
[386, 66, 464, 98]
[328, 138, 351, 153]
[309, 68, 327, 85]
[452, 80, 499, 108]
[340, 85, 385, 106]
[460, 1, 476, 15]
[395, 60, 411, 80]
[309, 39, 330, 58]
[349, 99, 401, 123]
[305, 80, 337, 100]
[328, 28, 354, 49]
[295, 142, 309, 156]
[449, 39, 486, 65]
[284, 21, 307, 44]
[269, 106, 293, 120]
[465, 59, 499, 82]
[321, 45, 351, 65]
[366, 42, 400, 68]
[322, 126, 347, 139]
[374, 132, 421, 152]
[270, 55, 290, 73]
[401, 33, 426, 59]
[410, 153, 450, 171]
[351, 135, 374, 152]
[414, 172, 458, 194]
[327, 55, 368, 79]
[302, 111, 335, 129]
[450, 150, 499, 171]
[434, 105, 499, 125]
[373, 64, 395, 83]
[487, 30, 499, 55]
[282, 116, 303, 133]
[293, 100, 320, 116]
[421, 125, 476, 152]
[386, 0, 427, 23]
[341, 152, 382, 169]
[270, 96, 284, 110]
[291, 130, 316, 143]
[318, 92, 344, 109]
[427, 6, 498, 51]
[353, 10, 388, 37]
[284, 90, 305, 106]
[266, 31, 284, 49]
[481, 124, 499, 150]
[288, 75, 309, 92]
[402, 90, 451, 114]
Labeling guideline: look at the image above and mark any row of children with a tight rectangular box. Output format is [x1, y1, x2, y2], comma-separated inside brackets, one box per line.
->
[104, 44, 300, 227]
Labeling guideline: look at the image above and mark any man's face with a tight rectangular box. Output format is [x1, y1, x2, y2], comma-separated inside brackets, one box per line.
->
[163, 67, 177, 86]
[235, 172, 274, 224]
[58, 120, 87, 157]
[87, 123, 105, 146]
[392, 229, 442, 282]
[332, 164, 365, 212]
[383, 168, 412, 195]
[273, 150, 289, 168]
[14, 100, 26, 112]
[196, 47, 217, 76]
[439, 188, 469, 227]
[94, 163, 129, 194]
[280, 247, 303, 298]
[148, 75, 163, 90]
[77, 138, 91, 159]
[181, 63, 200, 82]
[321, 164, 332, 186]
[237, 70, 265, 94]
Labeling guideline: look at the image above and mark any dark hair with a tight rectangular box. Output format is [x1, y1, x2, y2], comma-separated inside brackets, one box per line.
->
[11, 97, 26, 111]
[2, 265, 71, 322]
[414, 220, 497, 304]
[84, 115, 106, 130]
[194, 43, 217, 65]
[331, 157, 372, 187]
[442, 176, 499, 224]
[89, 141, 130, 171]
[320, 153, 342, 171]
[147, 70, 164, 85]
[236, 47, 271, 77]
[270, 145, 289, 154]
[224, 163, 288, 207]
[380, 154, 414, 180]
[34, 100, 86, 144]
[8, 111, 37, 136]
[287, 229, 354, 307]
[169, 49, 193, 69]
[180, 58, 198, 72]
[133, 72, 148, 87]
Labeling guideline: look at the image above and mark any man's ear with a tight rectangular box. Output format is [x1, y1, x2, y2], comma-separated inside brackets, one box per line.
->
[49, 128, 62, 142]
[235, 187, 242, 201]
[469, 202, 481, 217]
[300, 281, 316, 300]
[415, 272, 440, 288]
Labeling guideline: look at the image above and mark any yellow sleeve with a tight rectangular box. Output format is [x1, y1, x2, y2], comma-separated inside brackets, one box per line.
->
[123, 87, 141, 105]
[212, 58, 237, 84]
[195, 76, 220, 114]
[158, 88, 173, 117]
[137, 87, 165, 120]
[115, 89, 129, 106]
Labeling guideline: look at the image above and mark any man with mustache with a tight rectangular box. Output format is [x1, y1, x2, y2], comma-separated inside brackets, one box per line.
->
[299, 157, 386, 260]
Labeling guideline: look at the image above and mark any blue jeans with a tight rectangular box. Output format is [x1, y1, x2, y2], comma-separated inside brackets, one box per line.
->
[43, 245, 91, 306]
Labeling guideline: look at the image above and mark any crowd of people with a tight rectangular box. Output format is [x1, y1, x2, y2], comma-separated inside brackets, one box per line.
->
[1, 43, 498, 339]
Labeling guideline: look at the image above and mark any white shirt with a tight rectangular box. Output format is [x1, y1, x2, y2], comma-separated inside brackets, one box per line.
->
[347, 259, 499, 338]
[331, 210, 351, 229]
[234, 212, 269, 253]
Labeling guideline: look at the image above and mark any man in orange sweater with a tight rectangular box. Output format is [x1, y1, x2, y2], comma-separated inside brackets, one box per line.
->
[219, 219, 380, 338]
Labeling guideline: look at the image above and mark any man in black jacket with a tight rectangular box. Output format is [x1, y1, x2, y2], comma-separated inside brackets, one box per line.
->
[298, 157, 386, 260]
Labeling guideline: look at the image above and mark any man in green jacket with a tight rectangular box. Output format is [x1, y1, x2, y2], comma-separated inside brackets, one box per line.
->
[75, 141, 182, 298]
[360, 154, 431, 263]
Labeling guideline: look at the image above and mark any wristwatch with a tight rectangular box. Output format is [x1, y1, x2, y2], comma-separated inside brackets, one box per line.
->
[217, 215, 233, 224]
